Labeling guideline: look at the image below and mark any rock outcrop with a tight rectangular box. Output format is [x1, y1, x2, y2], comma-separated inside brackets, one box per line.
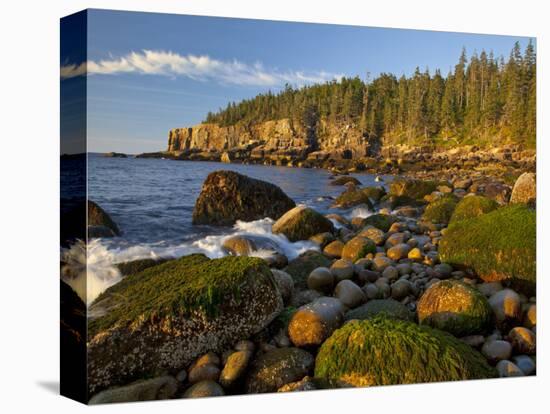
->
[167, 119, 373, 163]
[192, 171, 295, 226]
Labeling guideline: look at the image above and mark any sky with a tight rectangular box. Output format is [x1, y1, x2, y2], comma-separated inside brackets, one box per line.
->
[60, 9, 535, 154]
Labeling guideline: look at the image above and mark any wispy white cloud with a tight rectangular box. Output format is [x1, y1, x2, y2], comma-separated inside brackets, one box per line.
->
[60, 50, 342, 87]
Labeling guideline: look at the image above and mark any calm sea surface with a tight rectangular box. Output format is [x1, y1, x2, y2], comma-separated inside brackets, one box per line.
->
[88, 153, 390, 249]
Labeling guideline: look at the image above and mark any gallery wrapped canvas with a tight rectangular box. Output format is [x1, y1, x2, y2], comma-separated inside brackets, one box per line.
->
[60, 8, 536, 405]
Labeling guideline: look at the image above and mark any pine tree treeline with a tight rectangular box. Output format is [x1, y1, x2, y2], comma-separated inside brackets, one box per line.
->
[204, 41, 536, 148]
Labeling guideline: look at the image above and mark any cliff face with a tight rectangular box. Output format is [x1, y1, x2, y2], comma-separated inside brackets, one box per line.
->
[167, 118, 374, 161]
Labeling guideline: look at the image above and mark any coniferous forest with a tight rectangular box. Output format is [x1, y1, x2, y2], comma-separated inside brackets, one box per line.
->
[204, 41, 536, 149]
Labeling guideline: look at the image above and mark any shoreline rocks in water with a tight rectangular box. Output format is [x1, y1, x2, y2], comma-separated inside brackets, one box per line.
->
[192, 170, 296, 226]
[84, 166, 536, 402]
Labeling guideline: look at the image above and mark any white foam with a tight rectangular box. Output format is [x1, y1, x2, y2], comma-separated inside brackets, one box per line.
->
[62, 217, 320, 304]
[61, 240, 123, 306]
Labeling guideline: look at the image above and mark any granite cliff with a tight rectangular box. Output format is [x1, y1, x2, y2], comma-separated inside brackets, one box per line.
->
[166, 118, 379, 164]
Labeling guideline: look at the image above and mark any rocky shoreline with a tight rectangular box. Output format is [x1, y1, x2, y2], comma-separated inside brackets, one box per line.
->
[61, 165, 536, 404]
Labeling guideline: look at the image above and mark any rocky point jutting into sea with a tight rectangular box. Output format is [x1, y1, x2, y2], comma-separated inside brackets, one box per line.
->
[137, 117, 535, 185]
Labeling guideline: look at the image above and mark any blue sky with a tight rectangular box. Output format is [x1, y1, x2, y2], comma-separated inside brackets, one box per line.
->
[61, 9, 534, 154]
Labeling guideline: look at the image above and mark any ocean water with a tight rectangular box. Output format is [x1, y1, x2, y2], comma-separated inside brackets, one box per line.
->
[63, 153, 390, 304]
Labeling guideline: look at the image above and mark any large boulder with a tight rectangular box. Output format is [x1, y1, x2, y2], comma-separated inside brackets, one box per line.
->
[510, 172, 536, 205]
[245, 348, 315, 393]
[87, 255, 283, 394]
[284, 250, 332, 289]
[449, 195, 499, 224]
[417, 280, 494, 336]
[192, 171, 295, 225]
[314, 317, 496, 387]
[88, 376, 178, 404]
[440, 205, 536, 295]
[272, 205, 334, 242]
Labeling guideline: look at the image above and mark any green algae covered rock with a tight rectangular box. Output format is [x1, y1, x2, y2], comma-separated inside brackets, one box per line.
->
[440, 204, 536, 295]
[360, 214, 397, 232]
[314, 317, 496, 387]
[389, 178, 438, 200]
[449, 195, 499, 224]
[272, 205, 335, 242]
[422, 194, 459, 225]
[344, 299, 414, 322]
[88, 255, 283, 394]
[283, 250, 332, 289]
[417, 280, 494, 336]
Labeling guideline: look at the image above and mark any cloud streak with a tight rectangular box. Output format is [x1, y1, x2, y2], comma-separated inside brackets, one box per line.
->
[61, 50, 343, 87]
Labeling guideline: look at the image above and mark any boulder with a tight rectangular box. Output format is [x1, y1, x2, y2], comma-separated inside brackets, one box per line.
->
[488, 289, 522, 329]
[284, 250, 332, 289]
[88, 376, 178, 404]
[334, 280, 365, 308]
[315, 317, 496, 387]
[358, 226, 386, 245]
[272, 205, 334, 242]
[222, 235, 257, 256]
[359, 214, 397, 232]
[508, 327, 536, 355]
[219, 350, 252, 388]
[510, 172, 536, 205]
[277, 376, 318, 392]
[386, 243, 411, 261]
[87, 255, 283, 394]
[440, 205, 536, 295]
[330, 259, 355, 281]
[332, 187, 374, 209]
[271, 269, 294, 303]
[192, 171, 295, 225]
[330, 176, 361, 186]
[307, 267, 335, 294]
[88, 200, 121, 236]
[183, 380, 225, 398]
[389, 178, 438, 200]
[288, 297, 345, 347]
[496, 360, 524, 377]
[323, 240, 344, 258]
[482, 340, 512, 363]
[417, 280, 494, 336]
[421, 194, 459, 225]
[449, 195, 499, 224]
[245, 348, 314, 393]
[341, 236, 376, 262]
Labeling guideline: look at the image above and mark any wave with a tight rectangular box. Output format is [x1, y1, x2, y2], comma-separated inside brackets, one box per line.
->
[61, 217, 320, 306]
